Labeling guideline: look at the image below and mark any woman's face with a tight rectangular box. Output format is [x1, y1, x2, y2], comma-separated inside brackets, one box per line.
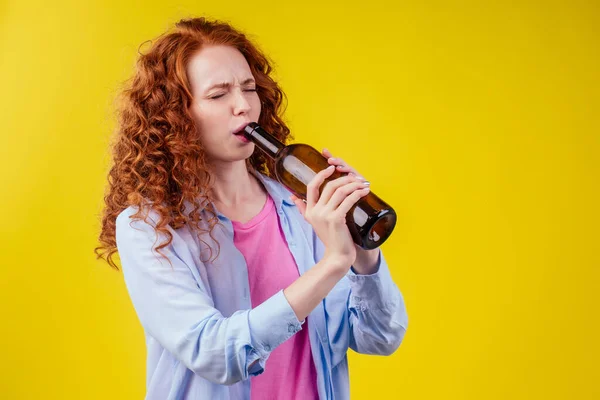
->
[187, 45, 261, 165]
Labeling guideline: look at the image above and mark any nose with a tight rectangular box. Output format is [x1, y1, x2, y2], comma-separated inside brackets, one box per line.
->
[232, 88, 251, 116]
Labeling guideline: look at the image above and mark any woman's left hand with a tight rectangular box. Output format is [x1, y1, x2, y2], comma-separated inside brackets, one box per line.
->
[321, 148, 380, 275]
[290, 148, 382, 274]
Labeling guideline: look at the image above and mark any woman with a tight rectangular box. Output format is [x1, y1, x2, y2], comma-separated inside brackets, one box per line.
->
[96, 17, 408, 400]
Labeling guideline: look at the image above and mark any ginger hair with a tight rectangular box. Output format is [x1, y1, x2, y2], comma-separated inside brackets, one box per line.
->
[95, 17, 291, 270]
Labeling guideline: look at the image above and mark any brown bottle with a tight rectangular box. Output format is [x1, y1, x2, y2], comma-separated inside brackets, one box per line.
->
[242, 122, 396, 250]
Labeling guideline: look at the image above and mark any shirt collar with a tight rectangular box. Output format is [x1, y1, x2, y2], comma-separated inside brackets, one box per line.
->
[250, 168, 295, 208]
[197, 169, 295, 222]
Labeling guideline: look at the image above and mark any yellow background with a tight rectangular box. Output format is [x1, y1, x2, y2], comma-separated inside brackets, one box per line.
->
[1, 0, 598, 398]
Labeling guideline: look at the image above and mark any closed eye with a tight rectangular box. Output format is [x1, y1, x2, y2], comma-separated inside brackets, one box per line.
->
[209, 88, 257, 100]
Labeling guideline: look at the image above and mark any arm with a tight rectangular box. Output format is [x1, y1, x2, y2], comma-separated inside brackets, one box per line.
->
[116, 209, 307, 385]
[283, 256, 348, 322]
[288, 164, 409, 358]
[314, 232, 409, 357]
[346, 248, 408, 355]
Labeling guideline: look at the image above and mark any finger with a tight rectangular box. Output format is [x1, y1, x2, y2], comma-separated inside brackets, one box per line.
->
[317, 175, 359, 208]
[348, 171, 367, 181]
[325, 180, 371, 211]
[333, 160, 362, 178]
[290, 194, 307, 217]
[325, 155, 362, 178]
[335, 186, 371, 216]
[290, 194, 307, 204]
[327, 156, 344, 167]
[335, 166, 367, 183]
[322, 148, 334, 159]
[321, 149, 348, 171]
[335, 164, 353, 173]
[306, 165, 336, 209]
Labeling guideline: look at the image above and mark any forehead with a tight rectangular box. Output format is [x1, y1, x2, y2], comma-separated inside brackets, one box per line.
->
[187, 45, 253, 91]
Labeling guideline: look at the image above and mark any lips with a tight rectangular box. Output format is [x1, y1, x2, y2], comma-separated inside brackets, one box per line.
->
[233, 122, 251, 135]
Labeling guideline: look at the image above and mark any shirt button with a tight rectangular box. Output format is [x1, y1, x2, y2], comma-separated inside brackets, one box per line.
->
[265, 345, 271, 351]
[288, 323, 298, 333]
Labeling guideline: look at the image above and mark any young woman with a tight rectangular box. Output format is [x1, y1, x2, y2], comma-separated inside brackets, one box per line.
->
[96, 17, 408, 400]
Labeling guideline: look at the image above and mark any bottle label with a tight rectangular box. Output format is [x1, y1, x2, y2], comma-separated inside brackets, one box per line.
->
[283, 156, 317, 185]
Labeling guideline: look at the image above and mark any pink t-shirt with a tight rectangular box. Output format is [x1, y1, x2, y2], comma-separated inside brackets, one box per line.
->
[232, 194, 319, 400]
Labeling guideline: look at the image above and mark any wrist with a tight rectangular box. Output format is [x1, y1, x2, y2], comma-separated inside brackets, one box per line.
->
[321, 253, 353, 276]
[352, 248, 380, 275]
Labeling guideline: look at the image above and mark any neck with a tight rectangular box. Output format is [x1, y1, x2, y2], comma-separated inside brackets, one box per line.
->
[208, 161, 264, 208]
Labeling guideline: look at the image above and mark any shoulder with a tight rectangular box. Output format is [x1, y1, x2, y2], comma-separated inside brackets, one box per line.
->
[114, 204, 174, 250]
[116, 204, 161, 231]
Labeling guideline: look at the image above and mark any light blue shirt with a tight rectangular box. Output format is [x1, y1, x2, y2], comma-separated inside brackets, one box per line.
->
[115, 170, 408, 400]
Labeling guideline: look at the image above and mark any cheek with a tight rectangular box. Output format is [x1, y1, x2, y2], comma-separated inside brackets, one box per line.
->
[189, 107, 218, 147]
[189, 104, 205, 130]
[253, 95, 262, 117]
[192, 103, 223, 131]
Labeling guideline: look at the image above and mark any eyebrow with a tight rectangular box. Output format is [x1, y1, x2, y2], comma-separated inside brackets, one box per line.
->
[204, 78, 256, 93]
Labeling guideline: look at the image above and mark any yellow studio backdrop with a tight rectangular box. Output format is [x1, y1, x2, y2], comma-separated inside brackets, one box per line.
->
[1, 0, 598, 399]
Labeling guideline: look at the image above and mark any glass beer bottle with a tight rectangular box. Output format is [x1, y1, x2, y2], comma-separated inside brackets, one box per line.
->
[241, 122, 396, 250]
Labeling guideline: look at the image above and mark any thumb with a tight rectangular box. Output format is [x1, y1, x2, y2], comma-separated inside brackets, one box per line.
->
[290, 194, 307, 217]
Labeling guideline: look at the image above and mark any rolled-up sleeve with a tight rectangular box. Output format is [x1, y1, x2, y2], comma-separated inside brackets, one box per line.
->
[345, 249, 408, 356]
[312, 230, 408, 361]
[116, 208, 302, 385]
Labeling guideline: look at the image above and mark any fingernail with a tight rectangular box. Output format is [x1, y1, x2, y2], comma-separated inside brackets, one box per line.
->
[327, 165, 335, 170]
[363, 181, 371, 186]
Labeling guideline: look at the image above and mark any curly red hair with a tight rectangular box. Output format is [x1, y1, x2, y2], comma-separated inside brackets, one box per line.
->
[95, 17, 292, 270]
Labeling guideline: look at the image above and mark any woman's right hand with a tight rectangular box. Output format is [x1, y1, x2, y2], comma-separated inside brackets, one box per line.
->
[290, 165, 371, 272]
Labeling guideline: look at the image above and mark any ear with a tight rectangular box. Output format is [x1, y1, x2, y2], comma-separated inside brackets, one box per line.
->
[289, 194, 307, 218]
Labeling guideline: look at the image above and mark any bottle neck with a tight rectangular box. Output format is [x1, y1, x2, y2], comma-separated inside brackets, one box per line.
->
[242, 123, 284, 160]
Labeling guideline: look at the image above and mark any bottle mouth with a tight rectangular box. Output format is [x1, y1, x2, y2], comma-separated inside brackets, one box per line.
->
[242, 122, 260, 138]
[363, 211, 397, 249]
[240, 123, 283, 157]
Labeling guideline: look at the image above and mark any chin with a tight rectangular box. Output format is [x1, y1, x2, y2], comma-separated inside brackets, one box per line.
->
[232, 142, 255, 161]
[242, 143, 256, 158]
[206, 142, 255, 165]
